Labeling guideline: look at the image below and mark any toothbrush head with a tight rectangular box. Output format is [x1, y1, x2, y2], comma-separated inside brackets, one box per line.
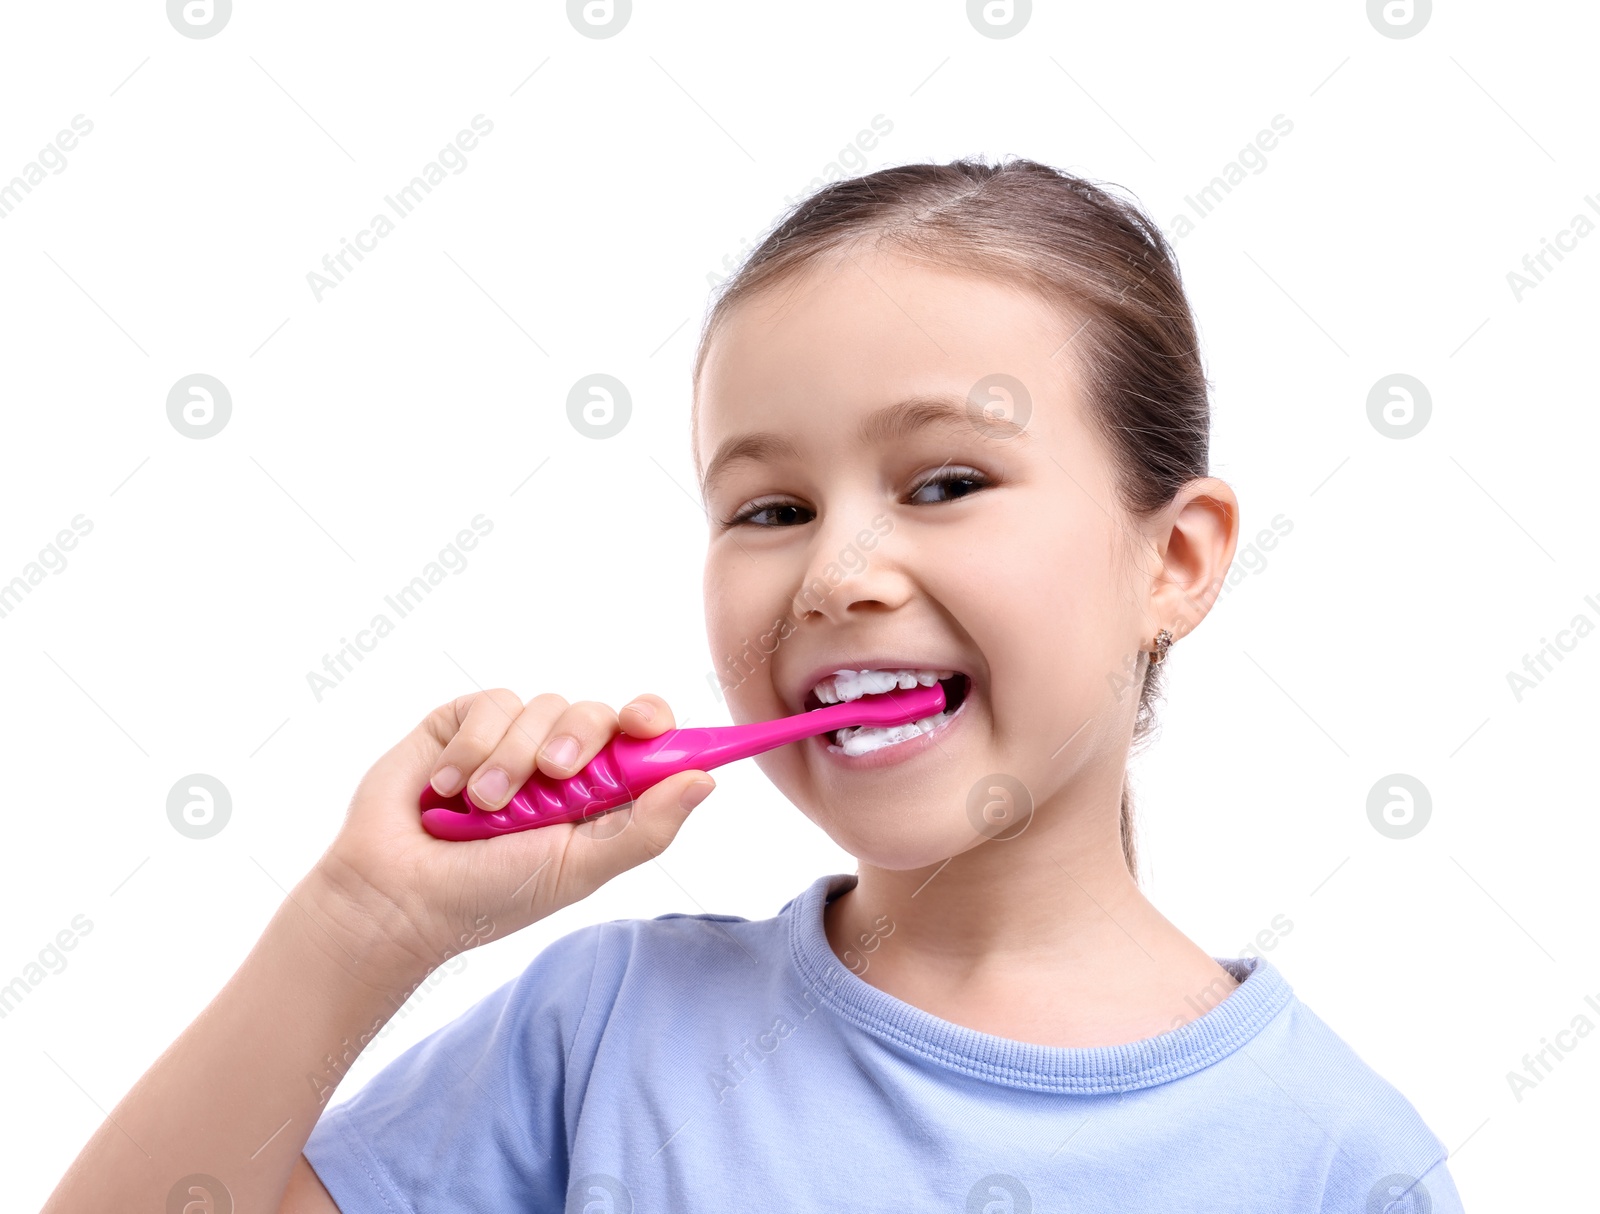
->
[805, 681, 946, 731]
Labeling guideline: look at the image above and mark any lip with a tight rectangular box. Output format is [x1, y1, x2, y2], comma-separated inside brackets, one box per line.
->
[814, 688, 971, 769]
[786, 656, 975, 716]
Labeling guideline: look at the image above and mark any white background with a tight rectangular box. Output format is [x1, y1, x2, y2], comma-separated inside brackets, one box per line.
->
[2, 2, 1594, 1208]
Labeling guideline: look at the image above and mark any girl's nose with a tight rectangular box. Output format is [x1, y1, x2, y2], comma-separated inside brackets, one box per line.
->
[789, 514, 912, 625]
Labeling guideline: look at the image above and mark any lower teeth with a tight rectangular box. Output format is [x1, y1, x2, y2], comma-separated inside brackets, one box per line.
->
[830, 710, 951, 757]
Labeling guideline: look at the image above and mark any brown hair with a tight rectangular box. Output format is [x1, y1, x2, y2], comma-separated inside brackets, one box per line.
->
[690, 156, 1212, 882]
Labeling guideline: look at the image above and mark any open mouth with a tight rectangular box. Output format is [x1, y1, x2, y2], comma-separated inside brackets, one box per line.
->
[803, 668, 972, 757]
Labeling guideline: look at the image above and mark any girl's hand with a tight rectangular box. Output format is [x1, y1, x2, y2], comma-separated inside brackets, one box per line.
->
[312, 689, 715, 979]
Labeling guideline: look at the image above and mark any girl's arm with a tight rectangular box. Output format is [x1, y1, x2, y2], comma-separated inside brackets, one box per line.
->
[42, 864, 432, 1214]
[41, 688, 712, 1214]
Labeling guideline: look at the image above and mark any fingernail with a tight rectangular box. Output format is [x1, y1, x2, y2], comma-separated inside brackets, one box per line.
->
[680, 779, 714, 812]
[471, 768, 510, 806]
[625, 700, 656, 725]
[542, 736, 579, 770]
[432, 766, 462, 796]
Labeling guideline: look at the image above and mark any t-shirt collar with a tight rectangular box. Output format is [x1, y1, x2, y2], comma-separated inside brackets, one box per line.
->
[785, 871, 1295, 1094]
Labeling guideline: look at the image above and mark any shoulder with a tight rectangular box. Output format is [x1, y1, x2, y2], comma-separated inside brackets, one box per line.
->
[571, 876, 831, 977]
[510, 895, 803, 1095]
[583, 901, 785, 983]
[522, 894, 794, 1011]
[1239, 966, 1460, 1210]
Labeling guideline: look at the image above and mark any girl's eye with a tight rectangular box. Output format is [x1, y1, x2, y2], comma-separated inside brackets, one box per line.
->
[723, 466, 990, 528]
[726, 500, 814, 528]
[908, 467, 990, 504]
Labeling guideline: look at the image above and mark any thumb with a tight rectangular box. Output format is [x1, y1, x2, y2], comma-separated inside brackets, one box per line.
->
[345, 704, 453, 832]
[559, 769, 715, 892]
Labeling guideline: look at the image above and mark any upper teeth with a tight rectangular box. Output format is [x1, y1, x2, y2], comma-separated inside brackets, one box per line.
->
[812, 668, 954, 704]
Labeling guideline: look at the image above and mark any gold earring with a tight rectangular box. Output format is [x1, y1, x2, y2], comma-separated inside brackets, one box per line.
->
[1149, 628, 1174, 666]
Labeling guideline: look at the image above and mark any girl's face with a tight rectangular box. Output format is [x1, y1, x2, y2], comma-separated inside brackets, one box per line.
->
[695, 247, 1202, 871]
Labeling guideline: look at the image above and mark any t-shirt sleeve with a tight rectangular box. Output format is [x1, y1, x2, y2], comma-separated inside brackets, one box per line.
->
[302, 922, 602, 1213]
[1388, 1152, 1468, 1214]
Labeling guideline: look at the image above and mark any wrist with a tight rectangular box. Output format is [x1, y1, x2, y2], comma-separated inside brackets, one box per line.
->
[294, 857, 439, 996]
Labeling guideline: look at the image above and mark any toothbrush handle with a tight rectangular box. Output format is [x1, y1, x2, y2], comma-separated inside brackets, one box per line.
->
[417, 682, 946, 841]
[419, 744, 629, 840]
[418, 729, 721, 841]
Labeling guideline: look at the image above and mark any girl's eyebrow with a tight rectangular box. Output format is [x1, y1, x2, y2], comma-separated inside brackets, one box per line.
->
[700, 394, 1028, 493]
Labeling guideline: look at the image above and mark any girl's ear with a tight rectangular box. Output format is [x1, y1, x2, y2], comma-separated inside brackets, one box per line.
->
[1148, 477, 1240, 643]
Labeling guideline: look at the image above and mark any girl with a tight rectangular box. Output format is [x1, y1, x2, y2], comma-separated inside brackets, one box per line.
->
[46, 158, 1464, 1213]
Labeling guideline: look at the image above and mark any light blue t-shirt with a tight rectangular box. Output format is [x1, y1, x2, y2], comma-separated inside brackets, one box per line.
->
[304, 872, 1464, 1212]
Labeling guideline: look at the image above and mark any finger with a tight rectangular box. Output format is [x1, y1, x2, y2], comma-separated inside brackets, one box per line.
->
[359, 699, 466, 812]
[461, 693, 569, 810]
[533, 700, 622, 780]
[347, 693, 504, 828]
[427, 688, 553, 799]
[617, 693, 677, 739]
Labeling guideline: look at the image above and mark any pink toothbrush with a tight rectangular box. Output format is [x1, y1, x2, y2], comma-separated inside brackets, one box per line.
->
[418, 681, 947, 840]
